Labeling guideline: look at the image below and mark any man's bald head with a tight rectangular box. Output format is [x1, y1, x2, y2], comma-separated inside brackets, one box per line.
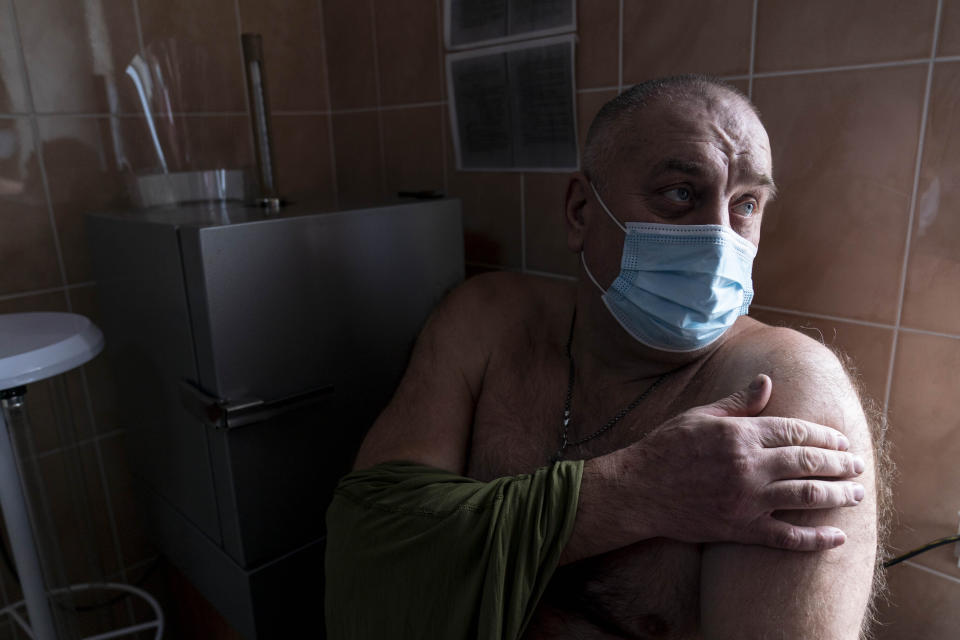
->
[583, 75, 762, 193]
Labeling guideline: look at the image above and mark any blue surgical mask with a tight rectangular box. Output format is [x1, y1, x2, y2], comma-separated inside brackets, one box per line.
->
[582, 183, 757, 352]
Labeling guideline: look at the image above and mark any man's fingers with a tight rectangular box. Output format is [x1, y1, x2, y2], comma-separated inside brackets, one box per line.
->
[754, 417, 850, 451]
[767, 446, 865, 479]
[762, 480, 865, 510]
[757, 518, 847, 551]
[695, 374, 772, 418]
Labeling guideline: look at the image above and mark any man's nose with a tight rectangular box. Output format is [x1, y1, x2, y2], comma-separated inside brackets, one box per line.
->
[695, 195, 730, 227]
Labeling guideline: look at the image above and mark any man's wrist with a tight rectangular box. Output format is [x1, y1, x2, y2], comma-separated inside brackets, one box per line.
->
[562, 445, 657, 564]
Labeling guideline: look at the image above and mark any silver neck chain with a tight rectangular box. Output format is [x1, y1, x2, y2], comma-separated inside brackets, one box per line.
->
[549, 309, 668, 464]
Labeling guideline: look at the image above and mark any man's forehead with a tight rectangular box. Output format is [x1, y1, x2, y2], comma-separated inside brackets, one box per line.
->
[619, 93, 772, 171]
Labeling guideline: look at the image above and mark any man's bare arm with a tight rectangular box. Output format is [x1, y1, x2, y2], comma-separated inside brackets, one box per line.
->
[699, 328, 878, 640]
[354, 274, 865, 564]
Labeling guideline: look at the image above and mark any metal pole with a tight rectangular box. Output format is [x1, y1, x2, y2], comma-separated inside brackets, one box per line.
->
[0, 389, 58, 640]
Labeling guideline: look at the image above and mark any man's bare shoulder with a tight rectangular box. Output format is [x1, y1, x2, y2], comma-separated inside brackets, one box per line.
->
[723, 316, 869, 439]
[730, 316, 848, 375]
[438, 271, 575, 342]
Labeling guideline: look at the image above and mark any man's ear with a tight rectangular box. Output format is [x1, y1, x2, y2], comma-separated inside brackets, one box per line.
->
[564, 172, 591, 253]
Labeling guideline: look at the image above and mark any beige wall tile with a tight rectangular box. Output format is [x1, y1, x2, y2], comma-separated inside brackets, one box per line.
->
[0, 117, 61, 294]
[752, 67, 926, 323]
[747, 308, 894, 407]
[726, 78, 750, 95]
[442, 102, 519, 267]
[382, 105, 444, 198]
[98, 432, 154, 568]
[69, 284, 121, 434]
[270, 114, 336, 208]
[323, 0, 378, 110]
[38, 116, 136, 285]
[622, 0, 752, 83]
[138, 0, 246, 113]
[14, 0, 141, 114]
[524, 172, 577, 276]
[887, 332, 960, 577]
[756, 0, 938, 72]
[28, 443, 120, 583]
[21, 370, 95, 453]
[939, 0, 960, 56]
[374, 0, 442, 106]
[0, 290, 67, 315]
[332, 111, 384, 209]
[0, 0, 28, 113]
[902, 62, 960, 335]
[576, 0, 618, 89]
[172, 115, 253, 172]
[447, 171, 522, 267]
[874, 564, 960, 639]
[237, 0, 329, 112]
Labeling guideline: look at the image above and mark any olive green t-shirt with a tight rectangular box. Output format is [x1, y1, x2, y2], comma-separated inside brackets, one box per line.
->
[325, 460, 583, 639]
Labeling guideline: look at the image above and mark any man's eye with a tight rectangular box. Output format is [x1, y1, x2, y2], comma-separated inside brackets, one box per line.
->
[663, 187, 693, 202]
[732, 199, 758, 217]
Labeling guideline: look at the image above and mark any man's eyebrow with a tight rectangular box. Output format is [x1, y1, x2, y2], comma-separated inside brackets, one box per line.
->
[652, 159, 778, 199]
[752, 172, 778, 200]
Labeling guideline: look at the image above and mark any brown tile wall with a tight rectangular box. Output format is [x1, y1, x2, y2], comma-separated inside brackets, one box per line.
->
[2, 0, 959, 637]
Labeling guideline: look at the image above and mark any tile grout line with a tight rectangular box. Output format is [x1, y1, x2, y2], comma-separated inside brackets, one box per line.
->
[28, 427, 128, 462]
[882, 0, 942, 416]
[520, 174, 526, 271]
[523, 268, 577, 282]
[317, 0, 339, 209]
[748, 0, 758, 98]
[8, 0, 70, 310]
[2, 60, 957, 116]
[750, 304, 960, 340]
[754, 57, 930, 79]
[435, 0, 449, 195]
[9, 103, 450, 119]
[369, 0, 388, 199]
[617, 0, 623, 93]
[749, 304, 895, 330]
[903, 559, 960, 586]
[0, 281, 97, 303]
[578, 86, 618, 94]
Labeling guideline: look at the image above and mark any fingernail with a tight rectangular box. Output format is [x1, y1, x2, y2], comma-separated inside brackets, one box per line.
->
[853, 484, 865, 502]
[832, 529, 846, 546]
[853, 456, 865, 474]
[838, 435, 850, 451]
[749, 374, 765, 390]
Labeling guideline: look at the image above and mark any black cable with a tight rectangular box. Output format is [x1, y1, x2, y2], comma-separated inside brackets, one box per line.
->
[883, 534, 960, 568]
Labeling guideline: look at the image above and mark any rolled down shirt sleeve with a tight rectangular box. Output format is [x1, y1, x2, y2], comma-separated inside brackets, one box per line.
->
[324, 460, 584, 640]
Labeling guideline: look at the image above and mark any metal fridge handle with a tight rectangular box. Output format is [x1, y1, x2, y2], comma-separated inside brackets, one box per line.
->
[178, 380, 334, 430]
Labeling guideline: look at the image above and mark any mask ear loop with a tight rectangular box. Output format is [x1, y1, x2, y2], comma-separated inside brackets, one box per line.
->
[580, 252, 606, 294]
[580, 182, 625, 294]
[589, 182, 626, 232]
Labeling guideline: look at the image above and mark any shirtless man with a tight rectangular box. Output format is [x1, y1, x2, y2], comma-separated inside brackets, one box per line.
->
[346, 76, 878, 639]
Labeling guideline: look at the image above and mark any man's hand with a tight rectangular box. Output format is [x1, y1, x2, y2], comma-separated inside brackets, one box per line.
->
[622, 373, 864, 550]
[564, 374, 865, 563]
